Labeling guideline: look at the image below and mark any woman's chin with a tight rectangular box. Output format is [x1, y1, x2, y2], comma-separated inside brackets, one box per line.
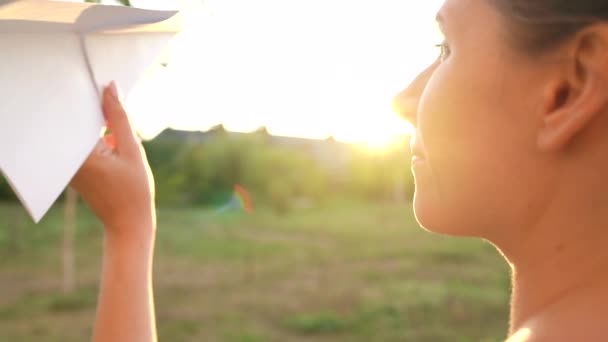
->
[412, 192, 475, 237]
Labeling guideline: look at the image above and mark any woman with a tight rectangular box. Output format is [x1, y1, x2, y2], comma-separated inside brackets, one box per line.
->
[393, 0, 608, 340]
[75, 0, 608, 341]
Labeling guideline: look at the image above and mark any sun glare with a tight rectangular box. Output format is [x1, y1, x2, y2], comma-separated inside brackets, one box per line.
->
[359, 119, 414, 151]
[125, 0, 442, 144]
[360, 131, 401, 151]
[332, 103, 414, 151]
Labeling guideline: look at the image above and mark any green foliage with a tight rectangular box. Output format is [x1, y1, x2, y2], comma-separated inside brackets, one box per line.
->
[346, 149, 411, 200]
[285, 312, 347, 334]
[0, 129, 414, 213]
[144, 132, 320, 211]
[0, 175, 16, 201]
[142, 131, 414, 213]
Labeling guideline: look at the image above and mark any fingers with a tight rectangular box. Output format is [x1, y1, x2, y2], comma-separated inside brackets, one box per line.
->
[103, 133, 116, 150]
[102, 81, 140, 159]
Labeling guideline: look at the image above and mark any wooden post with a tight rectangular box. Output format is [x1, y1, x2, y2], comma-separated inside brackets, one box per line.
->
[62, 188, 78, 294]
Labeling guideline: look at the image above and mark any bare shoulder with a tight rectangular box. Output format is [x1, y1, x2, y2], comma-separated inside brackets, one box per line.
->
[506, 305, 608, 341]
[507, 325, 608, 342]
[505, 328, 534, 342]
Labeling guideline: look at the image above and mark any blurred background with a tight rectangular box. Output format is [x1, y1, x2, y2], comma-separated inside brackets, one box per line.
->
[0, 0, 511, 341]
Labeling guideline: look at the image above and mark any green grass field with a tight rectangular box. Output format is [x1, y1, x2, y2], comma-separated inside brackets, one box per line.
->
[0, 200, 510, 342]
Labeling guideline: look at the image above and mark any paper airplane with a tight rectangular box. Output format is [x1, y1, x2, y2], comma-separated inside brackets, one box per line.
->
[0, 0, 181, 222]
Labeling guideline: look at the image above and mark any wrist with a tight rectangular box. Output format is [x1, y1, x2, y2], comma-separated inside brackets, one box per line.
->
[103, 211, 156, 240]
[104, 222, 156, 254]
[102, 227, 155, 280]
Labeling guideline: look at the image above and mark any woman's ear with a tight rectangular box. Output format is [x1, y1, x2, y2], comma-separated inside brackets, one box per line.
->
[538, 25, 608, 152]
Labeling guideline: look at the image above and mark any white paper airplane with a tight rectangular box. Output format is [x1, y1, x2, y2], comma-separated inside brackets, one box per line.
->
[0, 0, 180, 222]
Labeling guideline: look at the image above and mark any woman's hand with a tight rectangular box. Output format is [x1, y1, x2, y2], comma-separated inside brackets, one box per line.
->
[71, 81, 158, 342]
[71, 81, 156, 239]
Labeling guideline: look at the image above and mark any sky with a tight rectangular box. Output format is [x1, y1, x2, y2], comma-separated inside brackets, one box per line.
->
[107, 0, 445, 146]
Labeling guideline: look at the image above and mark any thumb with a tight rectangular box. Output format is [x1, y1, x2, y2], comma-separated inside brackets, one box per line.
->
[102, 81, 139, 159]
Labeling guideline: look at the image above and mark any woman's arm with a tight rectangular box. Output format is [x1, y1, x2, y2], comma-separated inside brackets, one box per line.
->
[72, 81, 157, 342]
[93, 227, 156, 342]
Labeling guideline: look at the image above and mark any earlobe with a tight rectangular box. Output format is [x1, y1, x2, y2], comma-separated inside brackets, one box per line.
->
[537, 110, 582, 151]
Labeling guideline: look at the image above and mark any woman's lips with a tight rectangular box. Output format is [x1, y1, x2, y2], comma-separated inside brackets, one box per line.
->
[410, 137, 427, 171]
[410, 141, 426, 162]
[411, 155, 426, 171]
[412, 155, 425, 163]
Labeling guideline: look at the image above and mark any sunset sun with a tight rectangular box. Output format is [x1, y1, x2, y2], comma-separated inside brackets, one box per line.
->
[126, 0, 443, 144]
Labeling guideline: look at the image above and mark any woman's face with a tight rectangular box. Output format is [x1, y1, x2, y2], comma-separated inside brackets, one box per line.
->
[395, 0, 556, 238]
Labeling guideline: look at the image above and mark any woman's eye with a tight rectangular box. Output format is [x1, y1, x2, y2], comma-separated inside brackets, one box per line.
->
[435, 41, 451, 61]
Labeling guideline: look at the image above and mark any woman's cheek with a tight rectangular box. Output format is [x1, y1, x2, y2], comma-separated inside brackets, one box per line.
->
[412, 65, 487, 234]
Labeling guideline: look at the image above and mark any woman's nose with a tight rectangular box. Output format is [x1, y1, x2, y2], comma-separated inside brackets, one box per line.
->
[392, 61, 438, 125]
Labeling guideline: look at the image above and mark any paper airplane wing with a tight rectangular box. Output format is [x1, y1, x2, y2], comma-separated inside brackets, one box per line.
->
[0, 31, 103, 222]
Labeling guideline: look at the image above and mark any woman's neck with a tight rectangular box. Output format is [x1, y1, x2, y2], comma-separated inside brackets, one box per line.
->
[498, 187, 608, 336]
[509, 236, 608, 334]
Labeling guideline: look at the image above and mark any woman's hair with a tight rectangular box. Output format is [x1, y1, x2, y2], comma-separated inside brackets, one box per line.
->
[488, 1, 608, 53]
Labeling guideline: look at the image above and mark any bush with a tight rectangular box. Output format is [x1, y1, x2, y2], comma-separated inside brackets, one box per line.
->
[138, 131, 414, 209]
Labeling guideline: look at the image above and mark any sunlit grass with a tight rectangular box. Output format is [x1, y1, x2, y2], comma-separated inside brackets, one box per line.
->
[0, 199, 509, 341]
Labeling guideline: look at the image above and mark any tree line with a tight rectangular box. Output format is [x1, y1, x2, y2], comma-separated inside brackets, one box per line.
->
[0, 129, 415, 213]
